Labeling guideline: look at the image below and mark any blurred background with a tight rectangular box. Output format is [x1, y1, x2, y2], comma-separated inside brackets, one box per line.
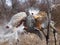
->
[0, 0, 60, 45]
[0, 0, 60, 30]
